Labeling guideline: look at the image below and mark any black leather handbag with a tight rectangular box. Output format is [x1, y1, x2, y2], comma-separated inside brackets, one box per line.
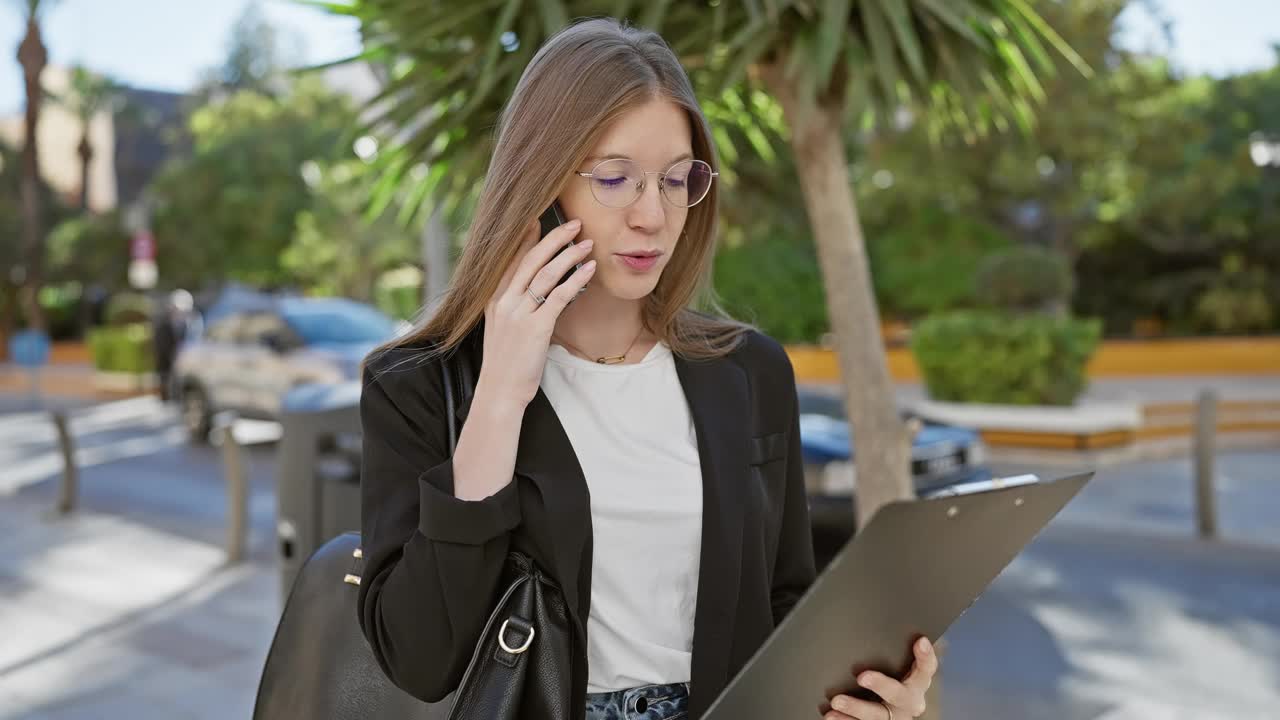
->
[252, 349, 575, 720]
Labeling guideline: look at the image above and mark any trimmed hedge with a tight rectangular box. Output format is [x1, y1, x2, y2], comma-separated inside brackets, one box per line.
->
[911, 310, 1102, 406]
[88, 323, 155, 374]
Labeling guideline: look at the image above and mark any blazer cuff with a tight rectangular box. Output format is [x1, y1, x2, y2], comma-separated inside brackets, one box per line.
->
[417, 459, 522, 545]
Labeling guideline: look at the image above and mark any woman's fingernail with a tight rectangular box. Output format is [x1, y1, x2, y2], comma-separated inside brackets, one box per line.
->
[567, 218, 581, 228]
[581, 239, 594, 248]
[919, 638, 931, 653]
[859, 673, 874, 686]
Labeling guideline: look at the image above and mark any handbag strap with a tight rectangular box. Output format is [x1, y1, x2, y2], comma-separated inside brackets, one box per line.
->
[439, 342, 477, 455]
[441, 357, 458, 455]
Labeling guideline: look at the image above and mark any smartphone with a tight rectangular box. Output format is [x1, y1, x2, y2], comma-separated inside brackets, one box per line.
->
[538, 200, 587, 300]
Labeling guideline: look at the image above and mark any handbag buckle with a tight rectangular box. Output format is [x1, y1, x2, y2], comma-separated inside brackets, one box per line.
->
[497, 619, 535, 654]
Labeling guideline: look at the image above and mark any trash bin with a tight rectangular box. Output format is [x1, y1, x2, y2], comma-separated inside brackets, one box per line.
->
[276, 381, 364, 598]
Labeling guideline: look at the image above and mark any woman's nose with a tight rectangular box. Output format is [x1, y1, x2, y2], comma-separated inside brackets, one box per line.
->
[628, 177, 666, 230]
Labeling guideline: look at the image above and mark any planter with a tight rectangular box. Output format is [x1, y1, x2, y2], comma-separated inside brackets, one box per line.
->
[911, 399, 1142, 450]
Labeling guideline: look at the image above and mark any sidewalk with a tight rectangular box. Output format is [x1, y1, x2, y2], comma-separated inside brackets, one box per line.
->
[0, 493, 277, 720]
[0, 363, 150, 410]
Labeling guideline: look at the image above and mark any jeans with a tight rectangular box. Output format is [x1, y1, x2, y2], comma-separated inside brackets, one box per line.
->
[584, 681, 691, 720]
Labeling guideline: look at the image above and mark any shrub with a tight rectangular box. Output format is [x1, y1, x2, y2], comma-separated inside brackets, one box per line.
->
[911, 310, 1102, 406]
[869, 209, 1013, 318]
[712, 233, 827, 344]
[87, 323, 154, 374]
[974, 246, 1074, 312]
[38, 283, 82, 340]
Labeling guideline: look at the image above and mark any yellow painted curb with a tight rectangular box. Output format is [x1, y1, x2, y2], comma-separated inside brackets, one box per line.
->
[786, 337, 1280, 384]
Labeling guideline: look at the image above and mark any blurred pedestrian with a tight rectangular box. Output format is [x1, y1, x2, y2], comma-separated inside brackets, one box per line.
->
[153, 289, 199, 403]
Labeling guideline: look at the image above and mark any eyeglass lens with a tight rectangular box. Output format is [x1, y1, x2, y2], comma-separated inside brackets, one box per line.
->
[588, 158, 714, 208]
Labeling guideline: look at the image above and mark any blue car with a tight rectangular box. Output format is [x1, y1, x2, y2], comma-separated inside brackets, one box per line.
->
[795, 388, 992, 563]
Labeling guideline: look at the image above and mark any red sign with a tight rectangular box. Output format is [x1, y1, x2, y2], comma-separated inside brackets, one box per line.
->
[131, 230, 155, 261]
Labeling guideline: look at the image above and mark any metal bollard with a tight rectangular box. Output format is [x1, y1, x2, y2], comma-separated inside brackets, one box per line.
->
[216, 413, 249, 564]
[1193, 389, 1219, 539]
[51, 410, 79, 515]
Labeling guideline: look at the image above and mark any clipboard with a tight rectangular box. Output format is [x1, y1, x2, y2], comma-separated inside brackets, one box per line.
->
[703, 471, 1093, 719]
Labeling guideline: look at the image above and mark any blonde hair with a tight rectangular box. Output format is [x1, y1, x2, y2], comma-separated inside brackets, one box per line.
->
[380, 17, 754, 364]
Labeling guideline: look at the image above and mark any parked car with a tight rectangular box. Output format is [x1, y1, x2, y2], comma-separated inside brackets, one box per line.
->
[174, 296, 405, 441]
[796, 387, 992, 567]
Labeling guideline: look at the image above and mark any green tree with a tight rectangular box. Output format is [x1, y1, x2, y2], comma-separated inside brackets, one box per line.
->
[321, 0, 1082, 523]
[0, 140, 67, 354]
[283, 158, 419, 300]
[46, 211, 131, 290]
[149, 78, 358, 289]
[55, 66, 127, 212]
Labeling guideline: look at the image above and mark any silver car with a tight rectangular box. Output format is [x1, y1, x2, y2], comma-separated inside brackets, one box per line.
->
[174, 297, 403, 441]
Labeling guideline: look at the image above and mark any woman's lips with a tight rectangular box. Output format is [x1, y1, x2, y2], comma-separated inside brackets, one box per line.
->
[615, 253, 661, 271]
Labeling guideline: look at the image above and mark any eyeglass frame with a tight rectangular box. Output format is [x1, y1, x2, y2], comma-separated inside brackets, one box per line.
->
[574, 157, 719, 209]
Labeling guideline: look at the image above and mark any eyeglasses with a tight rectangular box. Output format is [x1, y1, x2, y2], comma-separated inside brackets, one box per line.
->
[575, 158, 718, 209]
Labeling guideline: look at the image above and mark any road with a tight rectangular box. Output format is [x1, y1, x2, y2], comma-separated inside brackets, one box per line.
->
[1, 396, 1277, 718]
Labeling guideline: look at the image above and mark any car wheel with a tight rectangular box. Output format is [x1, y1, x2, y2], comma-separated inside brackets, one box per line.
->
[182, 385, 213, 444]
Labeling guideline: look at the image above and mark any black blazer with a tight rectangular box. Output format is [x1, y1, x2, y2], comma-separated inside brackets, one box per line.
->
[357, 320, 816, 720]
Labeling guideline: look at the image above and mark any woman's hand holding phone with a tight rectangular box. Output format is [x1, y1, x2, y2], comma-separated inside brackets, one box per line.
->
[451, 216, 594, 501]
[479, 216, 597, 409]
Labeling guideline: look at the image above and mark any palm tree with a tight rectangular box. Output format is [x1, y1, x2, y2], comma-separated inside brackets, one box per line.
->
[319, 0, 1086, 525]
[60, 66, 126, 212]
[13, 0, 56, 332]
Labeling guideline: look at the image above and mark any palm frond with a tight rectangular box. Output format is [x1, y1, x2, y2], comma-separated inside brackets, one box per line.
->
[306, 0, 1085, 222]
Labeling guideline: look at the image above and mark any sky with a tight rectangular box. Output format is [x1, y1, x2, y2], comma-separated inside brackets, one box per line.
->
[0, 0, 1277, 115]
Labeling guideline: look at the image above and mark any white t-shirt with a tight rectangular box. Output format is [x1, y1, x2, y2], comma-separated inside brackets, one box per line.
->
[540, 339, 703, 693]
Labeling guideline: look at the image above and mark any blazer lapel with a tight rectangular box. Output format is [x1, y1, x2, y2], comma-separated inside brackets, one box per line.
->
[451, 328, 592, 620]
[511, 386, 594, 618]
[675, 352, 751, 715]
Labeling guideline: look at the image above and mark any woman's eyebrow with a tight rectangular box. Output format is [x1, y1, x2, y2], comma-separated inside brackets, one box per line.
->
[584, 152, 694, 165]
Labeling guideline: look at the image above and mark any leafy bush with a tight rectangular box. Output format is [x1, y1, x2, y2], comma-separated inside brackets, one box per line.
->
[1190, 255, 1274, 334]
[87, 323, 154, 374]
[974, 246, 1074, 311]
[868, 208, 1013, 318]
[912, 310, 1102, 406]
[38, 283, 82, 340]
[712, 233, 827, 343]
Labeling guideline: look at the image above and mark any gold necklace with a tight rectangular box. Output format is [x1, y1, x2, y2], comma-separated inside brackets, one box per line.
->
[552, 326, 648, 365]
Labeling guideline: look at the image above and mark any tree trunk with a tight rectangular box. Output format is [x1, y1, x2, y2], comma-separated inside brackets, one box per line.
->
[422, 203, 451, 316]
[78, 133, 93, 212]
[0, 281, 15, 362]
[761, 62, 914, 528]
[17, 17, 48, 333]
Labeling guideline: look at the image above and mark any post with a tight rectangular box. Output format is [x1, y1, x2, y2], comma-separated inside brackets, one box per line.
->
[1193, 389, 1219, 539]
[217, 413, 248, 563]
[28, 365, 41, 411]
[51, 410, 78, 514]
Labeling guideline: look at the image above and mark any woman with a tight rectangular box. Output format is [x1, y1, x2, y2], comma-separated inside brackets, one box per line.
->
[357, 18, 936, 720]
